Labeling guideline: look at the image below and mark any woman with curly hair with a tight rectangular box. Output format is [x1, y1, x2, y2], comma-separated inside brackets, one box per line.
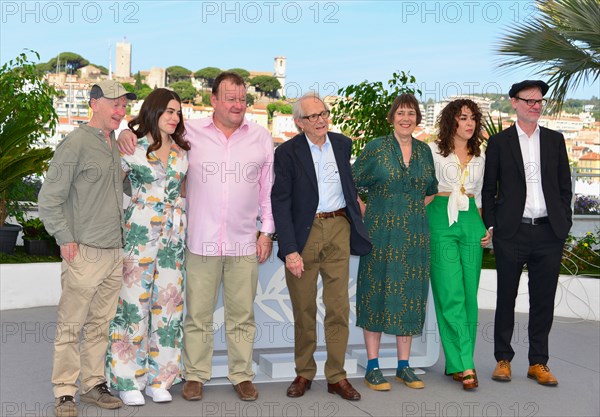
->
[427, 99, 491, 390]
[106, 88, 190, 405]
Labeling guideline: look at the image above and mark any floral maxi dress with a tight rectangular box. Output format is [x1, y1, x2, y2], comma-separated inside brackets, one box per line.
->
[107, 137, 188, 391]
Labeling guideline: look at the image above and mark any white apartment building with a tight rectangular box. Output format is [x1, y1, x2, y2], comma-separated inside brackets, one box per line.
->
[425, 96, 493, 128]
[272, 112, 297, 137]
[53, 84, 91, 119]
[181, 103, 212, 120]
[244, 108, 268, 130]
[425, 102, 444, 128]
[539, 117, 584, 132]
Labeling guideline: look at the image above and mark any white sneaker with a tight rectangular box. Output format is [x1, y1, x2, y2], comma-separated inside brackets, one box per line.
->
[145, 386, 172, 403]
[119, 390, 145, 406]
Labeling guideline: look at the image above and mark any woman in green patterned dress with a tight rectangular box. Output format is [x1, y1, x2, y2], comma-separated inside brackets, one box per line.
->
[353, 93, 437, 391]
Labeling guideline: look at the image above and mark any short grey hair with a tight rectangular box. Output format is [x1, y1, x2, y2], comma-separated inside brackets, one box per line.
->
[292, 92, 329, 120]
[292, 92, 329, 131]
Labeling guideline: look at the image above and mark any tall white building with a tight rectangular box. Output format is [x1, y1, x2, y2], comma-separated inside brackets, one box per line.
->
[115, 41, 132, 78]
[274, 56, 286, 98]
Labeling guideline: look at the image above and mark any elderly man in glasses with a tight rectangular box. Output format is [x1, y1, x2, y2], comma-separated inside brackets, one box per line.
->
[482, 80, 572, 386]
[271, 93, 371, 400]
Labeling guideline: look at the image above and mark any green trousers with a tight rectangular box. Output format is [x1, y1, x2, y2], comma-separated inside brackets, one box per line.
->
[427, 196, 486, 373]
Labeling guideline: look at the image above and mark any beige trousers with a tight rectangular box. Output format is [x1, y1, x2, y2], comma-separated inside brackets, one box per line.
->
[183, 252, 258, 385]
[52, 244, 123, 397]
[285, 217, 351, 383]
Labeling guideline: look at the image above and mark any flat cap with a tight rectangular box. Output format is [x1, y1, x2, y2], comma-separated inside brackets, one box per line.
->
[508, 80, 549, 98]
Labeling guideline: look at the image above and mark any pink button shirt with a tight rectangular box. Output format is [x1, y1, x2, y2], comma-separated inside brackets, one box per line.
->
[185, 116, 275, 256]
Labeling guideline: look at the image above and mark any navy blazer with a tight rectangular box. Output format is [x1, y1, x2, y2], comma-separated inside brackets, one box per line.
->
[271, 132, 372, 262]
[482, 124, 572, 240]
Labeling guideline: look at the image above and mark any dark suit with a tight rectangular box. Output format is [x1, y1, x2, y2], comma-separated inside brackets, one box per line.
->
[482, 124, 572, 365]
[272, 132, 372, 260]
[271, 132, 371, 383]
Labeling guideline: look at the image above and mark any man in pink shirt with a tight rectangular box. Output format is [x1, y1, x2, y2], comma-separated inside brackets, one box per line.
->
[119, 72, 274, 402]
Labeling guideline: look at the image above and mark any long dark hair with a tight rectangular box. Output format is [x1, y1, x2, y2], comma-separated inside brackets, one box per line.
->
[436, 99, 482, 157]
[128, 88, 190, 157]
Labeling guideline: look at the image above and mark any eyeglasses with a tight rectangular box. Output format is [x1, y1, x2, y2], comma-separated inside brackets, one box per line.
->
[301, 110, 330, 122]
[515, 97, 547, 106]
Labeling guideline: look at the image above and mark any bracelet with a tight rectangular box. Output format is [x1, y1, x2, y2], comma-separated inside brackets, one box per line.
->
[259, 232, 274, 239]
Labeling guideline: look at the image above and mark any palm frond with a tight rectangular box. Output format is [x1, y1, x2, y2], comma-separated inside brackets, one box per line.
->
[496, 0, 600, 113]
[482, 114, 504, 141]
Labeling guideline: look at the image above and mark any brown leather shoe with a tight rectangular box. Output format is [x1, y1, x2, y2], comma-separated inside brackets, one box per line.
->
[327, 378, 361, 401]
[182, 380, 203, 401]
[492, 360, 511, 382]
[527, 364, 558, 386]
[287, 376, 312, 397]
[233, 380, 258, 401]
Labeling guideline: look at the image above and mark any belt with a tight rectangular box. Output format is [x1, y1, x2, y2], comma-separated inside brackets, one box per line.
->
[521, 216, 549, 225]
[315, 208, 346, 219]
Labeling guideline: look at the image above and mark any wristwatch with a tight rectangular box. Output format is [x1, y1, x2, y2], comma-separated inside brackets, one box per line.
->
[259, 232, 274, 239]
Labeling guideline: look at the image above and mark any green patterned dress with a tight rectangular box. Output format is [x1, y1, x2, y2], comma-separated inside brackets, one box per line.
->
[353, 135, 437, 335]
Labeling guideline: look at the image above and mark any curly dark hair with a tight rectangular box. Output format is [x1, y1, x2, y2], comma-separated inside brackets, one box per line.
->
[128, 88, 190, 157]
[435, 99, 483, 157]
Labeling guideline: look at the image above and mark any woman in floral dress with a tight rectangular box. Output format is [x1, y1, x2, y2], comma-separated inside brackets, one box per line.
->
[353, 93, 437, 392]
[107, 88, 189, 405]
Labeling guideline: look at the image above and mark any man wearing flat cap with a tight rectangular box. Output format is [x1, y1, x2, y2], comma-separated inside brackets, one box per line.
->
[39, 80, 136, 416]
[482, 80, 572, 386]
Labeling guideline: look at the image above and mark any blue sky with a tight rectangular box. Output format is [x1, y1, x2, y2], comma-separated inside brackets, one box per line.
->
[2, 0, 597, 100]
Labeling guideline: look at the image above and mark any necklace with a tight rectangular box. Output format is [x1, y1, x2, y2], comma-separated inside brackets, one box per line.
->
[453, 153, 469, 194]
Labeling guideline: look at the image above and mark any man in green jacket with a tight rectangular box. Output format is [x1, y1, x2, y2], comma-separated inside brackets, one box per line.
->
[39, 80, 135, 417]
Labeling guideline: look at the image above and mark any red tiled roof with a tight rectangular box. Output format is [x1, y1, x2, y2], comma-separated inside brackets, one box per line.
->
[580, 152, 600, 161]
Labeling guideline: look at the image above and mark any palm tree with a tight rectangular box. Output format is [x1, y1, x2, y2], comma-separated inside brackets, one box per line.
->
[496, 0, 600, 113]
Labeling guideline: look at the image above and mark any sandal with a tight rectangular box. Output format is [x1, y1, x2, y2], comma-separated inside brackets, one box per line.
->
[445, 369, 462, 382]
[462, 369, 478, 390]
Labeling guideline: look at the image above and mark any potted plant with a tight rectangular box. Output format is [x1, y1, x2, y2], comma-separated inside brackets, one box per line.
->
[0, 50, 57, 253]
[18, 216, 60, 257]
